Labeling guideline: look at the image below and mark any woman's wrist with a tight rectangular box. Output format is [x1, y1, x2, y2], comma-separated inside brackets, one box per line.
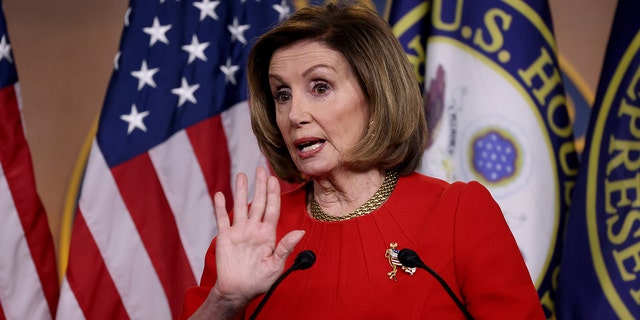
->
[190, 285, 248, 320]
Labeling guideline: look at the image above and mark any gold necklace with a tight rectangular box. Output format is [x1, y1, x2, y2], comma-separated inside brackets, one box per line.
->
[309, 171, 399, 222]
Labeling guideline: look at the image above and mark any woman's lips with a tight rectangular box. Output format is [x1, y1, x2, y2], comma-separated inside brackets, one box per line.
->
[294, 138, 325, 158]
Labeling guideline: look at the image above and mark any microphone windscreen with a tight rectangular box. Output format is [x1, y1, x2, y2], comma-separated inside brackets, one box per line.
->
[398, 248, 422, 268]
[293, 250, 316, 270]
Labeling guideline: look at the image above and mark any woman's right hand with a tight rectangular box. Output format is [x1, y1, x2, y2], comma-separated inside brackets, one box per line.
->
[191, 167, 305, 319]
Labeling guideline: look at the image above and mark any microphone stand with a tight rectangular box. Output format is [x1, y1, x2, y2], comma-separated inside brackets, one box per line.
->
[248, 250, 316, 320]
[399, 248, 474, 320]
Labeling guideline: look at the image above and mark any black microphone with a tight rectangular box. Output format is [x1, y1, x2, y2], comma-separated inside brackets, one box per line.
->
[248, 250, 316, 320]
[398, 248, 474, 320]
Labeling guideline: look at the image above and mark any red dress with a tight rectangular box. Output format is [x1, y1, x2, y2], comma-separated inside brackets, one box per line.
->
[180, 172, 545, 319]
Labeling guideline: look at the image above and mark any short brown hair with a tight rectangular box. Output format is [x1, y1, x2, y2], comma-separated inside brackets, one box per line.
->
[248, 2, 427, 182]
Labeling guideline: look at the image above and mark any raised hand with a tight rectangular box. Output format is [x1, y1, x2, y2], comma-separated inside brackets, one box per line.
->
[192, 167, 304, 319]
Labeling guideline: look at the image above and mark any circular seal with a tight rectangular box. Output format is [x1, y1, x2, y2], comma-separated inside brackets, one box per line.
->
[418, 1, 576, 293]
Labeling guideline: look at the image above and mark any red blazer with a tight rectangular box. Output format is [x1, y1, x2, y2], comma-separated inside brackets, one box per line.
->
[180, 172, 545, 319]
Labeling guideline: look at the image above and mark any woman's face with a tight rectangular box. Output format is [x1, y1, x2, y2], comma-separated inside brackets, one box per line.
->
[269, 40, 370, 178]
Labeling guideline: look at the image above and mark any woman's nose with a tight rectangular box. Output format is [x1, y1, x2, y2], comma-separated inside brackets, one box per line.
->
[288, 95, 311, 126]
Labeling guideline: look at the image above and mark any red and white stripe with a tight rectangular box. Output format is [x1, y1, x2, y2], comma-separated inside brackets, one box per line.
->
[57, 101, 267, 319]
[0, 83, 59, 319]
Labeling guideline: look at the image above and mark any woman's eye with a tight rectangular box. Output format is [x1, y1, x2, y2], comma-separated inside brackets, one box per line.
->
[274, 90, 291, 103]
[313, 82, 330, 95]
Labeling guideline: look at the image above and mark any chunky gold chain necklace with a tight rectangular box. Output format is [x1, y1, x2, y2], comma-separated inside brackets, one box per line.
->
[309, 171, 398, 222]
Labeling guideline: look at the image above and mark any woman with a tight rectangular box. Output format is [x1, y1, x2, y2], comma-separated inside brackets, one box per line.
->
[181, 2, 544, 319]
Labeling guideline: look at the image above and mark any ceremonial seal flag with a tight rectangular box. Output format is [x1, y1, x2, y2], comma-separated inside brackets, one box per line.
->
[557, 0, 640, 318]
[0, 1, 60, 319]
[388, 1, 579, 317]
[56, 1, 290, 319]
[387, 0, 429, 90]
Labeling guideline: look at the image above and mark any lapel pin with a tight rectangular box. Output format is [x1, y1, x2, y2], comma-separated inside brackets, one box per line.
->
[385, 242, 417, 281]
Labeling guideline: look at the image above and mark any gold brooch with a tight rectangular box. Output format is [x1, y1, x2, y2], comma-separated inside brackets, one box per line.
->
[385, 242, 416, 281]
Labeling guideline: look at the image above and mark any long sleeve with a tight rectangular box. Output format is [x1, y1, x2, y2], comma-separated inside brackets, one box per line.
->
[179, 238, 218, 319]
[453, 181, 545, 319]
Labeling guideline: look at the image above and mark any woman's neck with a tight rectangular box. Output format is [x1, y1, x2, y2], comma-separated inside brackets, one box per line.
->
[310, 168, 385, 217]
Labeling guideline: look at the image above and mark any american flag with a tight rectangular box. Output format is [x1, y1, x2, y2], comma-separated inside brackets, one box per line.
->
[0, 1, 60, 319]
[56, 0, 291, 318]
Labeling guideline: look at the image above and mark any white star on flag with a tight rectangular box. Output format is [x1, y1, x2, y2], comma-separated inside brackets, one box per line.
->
[193, 0, 220, 21]
[273, 0, 291, 21]
[171, 77, 200, 107]
[228, 18, 250, 45]
[143, 17, 172, 46]
[120, 104, 150, 134]
[124, 7, 131, 27]
[182, 35, 210, 63]
[114, 51, 121, 70]
[131, 60, 160, 90]
[220, 58, 240, 85]
[0, 35, 12, 63]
